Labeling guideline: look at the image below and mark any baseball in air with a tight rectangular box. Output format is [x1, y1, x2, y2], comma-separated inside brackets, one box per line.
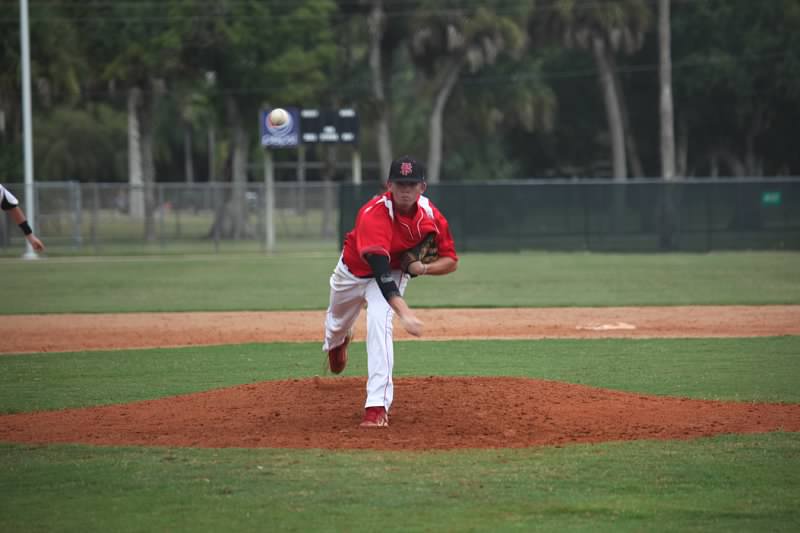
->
[269, 108, 289, 127]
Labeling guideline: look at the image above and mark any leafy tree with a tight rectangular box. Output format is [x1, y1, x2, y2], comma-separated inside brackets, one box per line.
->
[36, 104, 126, 182]
[441, 49, 557, 181]
[407, 0, 529, 182]
[166, 0, 338, 238]
[529, 0, 652, 180]
[0, 0, 85, 181]
[363, 0, 398, 176]
[68, 0, 186, 238]
[657, 0, 675, 180]
[672, 0, 800, 176]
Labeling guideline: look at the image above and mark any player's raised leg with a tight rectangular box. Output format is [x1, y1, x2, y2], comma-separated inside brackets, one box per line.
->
[323, 259, 368, 373]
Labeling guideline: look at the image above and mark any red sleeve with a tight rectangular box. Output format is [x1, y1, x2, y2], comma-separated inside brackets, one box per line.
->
[355, 199, 393, 259]
[433, 208, 458, 261]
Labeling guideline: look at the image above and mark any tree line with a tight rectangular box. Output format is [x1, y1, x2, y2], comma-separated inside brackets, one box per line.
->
[1, 0, 798, 191]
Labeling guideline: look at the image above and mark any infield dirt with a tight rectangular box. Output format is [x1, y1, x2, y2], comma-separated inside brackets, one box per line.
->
[2, 305, 799, 354]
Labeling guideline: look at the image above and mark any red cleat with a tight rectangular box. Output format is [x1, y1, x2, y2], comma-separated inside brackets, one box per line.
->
[359, 406, 389, 428]
[327, 331, 351, 374]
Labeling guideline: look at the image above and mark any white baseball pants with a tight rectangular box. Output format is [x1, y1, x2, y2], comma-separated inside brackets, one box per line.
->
[323, 256, 409, 412]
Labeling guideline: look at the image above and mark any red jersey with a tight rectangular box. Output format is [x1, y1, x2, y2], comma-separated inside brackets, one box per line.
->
[341, 191, 458, 277]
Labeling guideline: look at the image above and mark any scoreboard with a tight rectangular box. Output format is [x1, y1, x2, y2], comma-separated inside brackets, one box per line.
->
[299, 108, 359, 144]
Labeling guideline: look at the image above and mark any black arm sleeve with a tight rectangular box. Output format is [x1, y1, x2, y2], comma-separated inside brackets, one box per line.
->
[364, 253, 401, 302]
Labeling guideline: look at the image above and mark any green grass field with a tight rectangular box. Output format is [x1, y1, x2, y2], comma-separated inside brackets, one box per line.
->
[1, 337, 799, 413]
[0, 251, 798, 532]
[1, 250, 798, 313]
[1, 338, 799, 532]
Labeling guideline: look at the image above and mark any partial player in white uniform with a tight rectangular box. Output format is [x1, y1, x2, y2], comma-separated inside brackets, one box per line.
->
[0, 183, 45, 252]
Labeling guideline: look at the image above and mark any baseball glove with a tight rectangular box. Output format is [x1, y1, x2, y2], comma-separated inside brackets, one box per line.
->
[399, 232, 439, 275]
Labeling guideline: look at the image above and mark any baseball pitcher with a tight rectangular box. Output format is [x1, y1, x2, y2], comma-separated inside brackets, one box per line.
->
[322, 155, 458, 427]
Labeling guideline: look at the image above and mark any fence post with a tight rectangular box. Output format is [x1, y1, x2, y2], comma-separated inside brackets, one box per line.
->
[705, 184, 713, 251]
[352, 150, 362, 184]
[658, 181, 678, 250]
[322, 181, 336, 239]
[91, 182, 99, 252]
[71, 181, 83, 250]
[175, 185, 182, 239]
[297, 144, 306, 216]
[213, 183, 221, 253]
[581, 184, 590, 250]
[264, 150, 275, 252]
[158, 184, 165, 249]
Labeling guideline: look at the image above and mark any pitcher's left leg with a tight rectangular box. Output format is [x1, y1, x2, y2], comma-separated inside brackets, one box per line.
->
[363, 271, 409, 412]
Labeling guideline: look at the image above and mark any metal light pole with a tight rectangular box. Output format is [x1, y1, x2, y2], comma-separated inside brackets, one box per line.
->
[263, 149, 275, 253]
[20, 0, 38, 259]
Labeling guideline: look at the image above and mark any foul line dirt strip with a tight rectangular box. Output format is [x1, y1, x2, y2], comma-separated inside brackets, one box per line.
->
[2, 305, 799, 354]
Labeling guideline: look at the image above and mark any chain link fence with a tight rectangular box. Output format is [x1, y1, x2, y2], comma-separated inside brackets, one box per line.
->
[2, 178, 798, 255]
[0, 181, 342, 255]
[342, 178, 800, 252]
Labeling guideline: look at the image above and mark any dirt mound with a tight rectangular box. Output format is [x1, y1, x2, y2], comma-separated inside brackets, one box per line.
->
[2, 377, 798, 450]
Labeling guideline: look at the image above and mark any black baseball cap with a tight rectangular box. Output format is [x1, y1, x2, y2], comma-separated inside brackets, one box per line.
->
[388, 155, 426, 183]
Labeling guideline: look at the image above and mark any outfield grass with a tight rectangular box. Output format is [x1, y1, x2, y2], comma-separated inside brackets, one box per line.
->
[2, 434, 798, 533]
[0, 337, 799, 532]
[1, 250, 798, 531]
[1, 251, 798, 314]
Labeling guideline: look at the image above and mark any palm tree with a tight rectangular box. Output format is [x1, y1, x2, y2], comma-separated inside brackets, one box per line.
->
[0, 0, 84, 178]
[336, 0, 414, 180]
[79, 0, 177, 237]
[658, 0, 675, 181]
[36, 105, 126, 182]
[408, 1, 529, 182]
[657, 0, 677, 249]
[367, 0, 394, 176]
[530, 0, 652, 180]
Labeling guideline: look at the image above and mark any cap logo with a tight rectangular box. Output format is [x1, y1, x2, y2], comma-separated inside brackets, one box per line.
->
[400, 162, 413, 176]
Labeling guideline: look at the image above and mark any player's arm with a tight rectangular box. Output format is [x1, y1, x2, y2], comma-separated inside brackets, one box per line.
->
[364, 253, 423, 337]
[1, 189, 44, 252]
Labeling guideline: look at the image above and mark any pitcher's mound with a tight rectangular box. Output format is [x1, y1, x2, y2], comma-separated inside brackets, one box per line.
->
[1, 377, 798, 450]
